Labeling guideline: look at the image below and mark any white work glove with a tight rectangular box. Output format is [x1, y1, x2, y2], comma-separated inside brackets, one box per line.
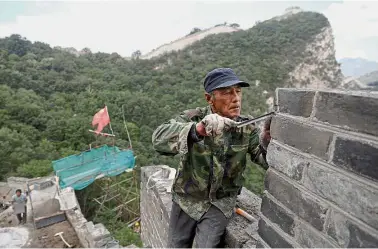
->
[200, 113, 237, 136]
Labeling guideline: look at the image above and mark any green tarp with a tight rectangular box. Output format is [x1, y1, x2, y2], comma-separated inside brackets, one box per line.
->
[52, 145, 135, 190]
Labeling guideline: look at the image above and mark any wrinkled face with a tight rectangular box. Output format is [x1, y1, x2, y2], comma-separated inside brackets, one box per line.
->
[206, 85, 242, 119]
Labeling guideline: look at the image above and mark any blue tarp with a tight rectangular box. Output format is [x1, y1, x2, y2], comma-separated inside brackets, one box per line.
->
[52, 145, 135, 190]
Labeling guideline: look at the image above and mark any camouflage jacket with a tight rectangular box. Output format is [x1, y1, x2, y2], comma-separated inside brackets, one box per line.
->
[152, 106, 268, 221]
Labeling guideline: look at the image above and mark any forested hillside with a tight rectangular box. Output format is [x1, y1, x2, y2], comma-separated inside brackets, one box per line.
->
[0, 11, 337, 195]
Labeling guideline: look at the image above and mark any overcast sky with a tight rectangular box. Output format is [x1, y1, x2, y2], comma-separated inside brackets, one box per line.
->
[0, 0, 377, 61]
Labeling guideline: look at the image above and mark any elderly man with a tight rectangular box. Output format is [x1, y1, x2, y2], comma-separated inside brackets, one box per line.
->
[152, 68, 271, 248]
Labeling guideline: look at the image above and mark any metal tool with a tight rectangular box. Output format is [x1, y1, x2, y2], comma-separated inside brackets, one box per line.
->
[236, 112, 275, 128]
[54, 232, 73, 248]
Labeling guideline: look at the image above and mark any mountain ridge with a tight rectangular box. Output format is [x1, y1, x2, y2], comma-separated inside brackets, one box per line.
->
[339, 57, 378, 77]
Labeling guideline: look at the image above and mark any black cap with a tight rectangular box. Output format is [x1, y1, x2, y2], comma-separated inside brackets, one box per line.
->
[203, 68, 250, 93]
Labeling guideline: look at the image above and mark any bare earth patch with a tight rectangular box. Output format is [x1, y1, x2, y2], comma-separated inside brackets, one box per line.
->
[26, 220, 82, 248]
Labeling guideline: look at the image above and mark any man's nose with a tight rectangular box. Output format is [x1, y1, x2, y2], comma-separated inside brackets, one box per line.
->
[231, 91, 241, 102]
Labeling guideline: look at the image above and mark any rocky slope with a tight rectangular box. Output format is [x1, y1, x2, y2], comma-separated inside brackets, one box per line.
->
[288, 25, 343, 89]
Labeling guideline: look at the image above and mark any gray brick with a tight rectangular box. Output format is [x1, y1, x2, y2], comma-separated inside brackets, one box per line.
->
[332, 136, 378, 182]
[258, 218, 294, 248]
[277, 88, 316, 117]
[303, 161, 378, 230]
[236, 187, 262, 216]
[262, 193, 336, 248]
[271, 115, 333, 160]
[266, 142, 307, 181]
[314, 91, 378, 136]
[256, 238, 270, 248]
[326, 209, 378, 247]
[265, 170, 328, 231]
[225, 215, 251, 248]
[293, 222, 336, 248]
[261, 194, 295, 236]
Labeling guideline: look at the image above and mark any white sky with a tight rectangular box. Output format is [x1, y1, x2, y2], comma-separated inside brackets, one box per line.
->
[0, 0, 377, 61]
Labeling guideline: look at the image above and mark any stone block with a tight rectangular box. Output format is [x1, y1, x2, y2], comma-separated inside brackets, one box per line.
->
[303, 162, 378, 230]
[326, 209, 378, 247]
[236, 187, 262, 216]
[90, 223, 111, 241]
[261, 192, 336, 248]
[33, 180, 53, 190]
[265, 170, 328, 231]
[332, 136, 378, 182]
[242, 239, 258, 248]
[34, 212, 66, 229]
[292, 221, 336, 248]
[271, 115, 333, 160]
[258, 218, 294, 248]
[266, 141, 307, 181]
[276, 88, 315, 117]
[256, 237, 271, 248]
[85, 221, 95, 232]
[225, 215, 251, 248]
[314, 91, 378, 136]
[261, 194, 295, 236]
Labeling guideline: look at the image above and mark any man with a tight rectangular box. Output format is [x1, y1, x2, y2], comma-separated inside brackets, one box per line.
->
[151, 68, 271, 248]
[11, 189, 28, 225]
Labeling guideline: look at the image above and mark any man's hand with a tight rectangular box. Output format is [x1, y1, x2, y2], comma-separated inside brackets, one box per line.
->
[260, 116, 272, 150]
[196, 113, 237, 137]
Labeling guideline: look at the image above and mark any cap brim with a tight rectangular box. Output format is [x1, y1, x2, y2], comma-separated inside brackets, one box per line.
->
[212, 80, 250, 91]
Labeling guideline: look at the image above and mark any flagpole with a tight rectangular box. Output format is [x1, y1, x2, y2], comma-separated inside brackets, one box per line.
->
[122, 104, 133, 149]
[106, 105, 115, 136]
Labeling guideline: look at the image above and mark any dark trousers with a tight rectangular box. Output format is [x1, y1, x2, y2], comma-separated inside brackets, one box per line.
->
[167, 201, 229, 248]
[16, 207, 27, 224]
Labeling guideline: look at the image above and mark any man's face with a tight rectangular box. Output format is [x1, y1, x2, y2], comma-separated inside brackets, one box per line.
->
[16, 191, 21, 197]
[206, 85, 242, 119]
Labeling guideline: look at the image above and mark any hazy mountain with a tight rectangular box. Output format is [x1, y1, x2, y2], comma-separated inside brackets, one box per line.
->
[339, 57, 378, 77]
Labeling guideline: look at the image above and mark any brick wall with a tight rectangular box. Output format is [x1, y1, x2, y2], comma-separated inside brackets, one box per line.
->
[259, 88, 378, 247]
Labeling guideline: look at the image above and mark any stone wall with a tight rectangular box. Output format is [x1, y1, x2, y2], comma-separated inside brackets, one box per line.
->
[260, 88, 378, 247]
[140, 26, 240, 59]
[64, 188, 120, 248]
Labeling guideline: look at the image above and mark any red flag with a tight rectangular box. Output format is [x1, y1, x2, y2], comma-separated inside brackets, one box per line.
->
[92, 106, 110, 133]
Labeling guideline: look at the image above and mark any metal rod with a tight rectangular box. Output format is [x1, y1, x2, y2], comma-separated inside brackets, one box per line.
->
[88, 130, 116, 137]
[236, 112, 275, 128]
[122, 104, 133, 148]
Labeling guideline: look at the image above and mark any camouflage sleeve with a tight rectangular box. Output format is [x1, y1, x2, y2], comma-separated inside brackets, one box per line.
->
[152, 113, 200, 156]
[248, 127, 269, 170]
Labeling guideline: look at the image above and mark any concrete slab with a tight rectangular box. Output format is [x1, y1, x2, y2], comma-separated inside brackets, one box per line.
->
[34, 212, 66, 229]
[0, 227, 29, 248]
